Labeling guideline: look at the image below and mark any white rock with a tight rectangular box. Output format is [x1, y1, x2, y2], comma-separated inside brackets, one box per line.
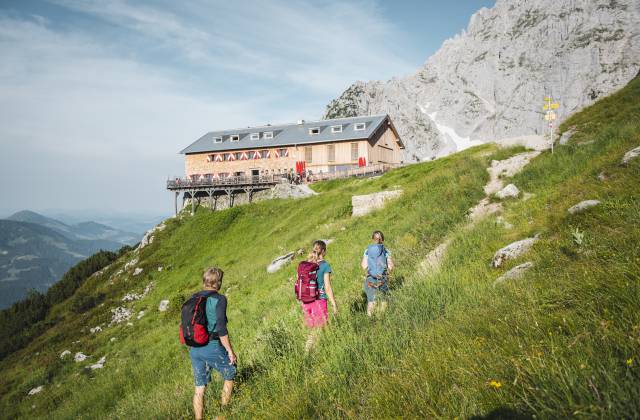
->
[158, 266, 163, 271]
[158, 300, 170, 312]
[138, 222, 167, 250]
[495, 184, 520, 199]
[492, 236, 539, 268]
[468, 198, 502, 221]
[123, 258, 139, 271]
[494, 262, 534, 286]
[485, 152, 540, 195]
[133, 267, 144, 276]
[60, 350, 71, 359]
[89, 356, 106, 370]
[137, 311, 145, 319]
[267, 252, 295, 273]
[622, 146, 640, 165]
[126, 322, 134, 326]
[74, 352, 88, 362]
[351, 190, 403, 217]
[110, 337, 117, 342]
[89, 326, 102, 334]
[420, 239, 451, 272]
[110, 307, 132, 325]
[568, 200, 601, 215]
[122, 292, 142, 302]
[28, 386, 43, 396]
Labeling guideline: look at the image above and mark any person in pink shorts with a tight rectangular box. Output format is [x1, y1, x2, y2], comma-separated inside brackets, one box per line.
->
[301, 240, 337, 350]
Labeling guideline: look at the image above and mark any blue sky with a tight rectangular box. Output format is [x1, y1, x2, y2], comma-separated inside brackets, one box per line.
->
[0, 0, 494, 216]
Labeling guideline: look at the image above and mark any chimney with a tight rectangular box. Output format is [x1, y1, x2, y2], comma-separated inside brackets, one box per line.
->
[297, 119, 305, 125]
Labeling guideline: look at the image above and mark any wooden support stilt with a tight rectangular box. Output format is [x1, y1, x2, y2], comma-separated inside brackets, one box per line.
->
[174, 191, 179, 216]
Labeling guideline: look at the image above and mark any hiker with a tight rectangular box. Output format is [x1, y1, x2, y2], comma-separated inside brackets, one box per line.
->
[296, 240, 338, 351]
[361, 231, 394, 317]
[181, 267, 237, 419]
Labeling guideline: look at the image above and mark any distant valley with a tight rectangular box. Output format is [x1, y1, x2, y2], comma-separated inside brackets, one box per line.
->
[0, 211, 142, 309]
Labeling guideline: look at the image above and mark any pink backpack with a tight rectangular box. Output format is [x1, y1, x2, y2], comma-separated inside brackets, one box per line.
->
[295, 261, 319, 303]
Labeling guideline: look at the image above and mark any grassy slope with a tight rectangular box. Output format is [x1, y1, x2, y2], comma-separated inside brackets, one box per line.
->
[1, 76, 639, 419]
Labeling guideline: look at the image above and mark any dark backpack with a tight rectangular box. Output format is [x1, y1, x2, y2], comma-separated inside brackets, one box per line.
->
[179, 291, 217, 347]
[295, 261, 319, 303]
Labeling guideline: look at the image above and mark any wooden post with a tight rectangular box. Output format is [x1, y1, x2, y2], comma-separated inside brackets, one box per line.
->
[174, 191, 179, 216]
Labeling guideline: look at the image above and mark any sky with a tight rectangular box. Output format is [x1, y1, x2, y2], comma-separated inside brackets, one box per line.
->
[0, 0, 494, 217]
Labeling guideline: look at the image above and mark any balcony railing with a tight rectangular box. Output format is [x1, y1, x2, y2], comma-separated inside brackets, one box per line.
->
[167, 174, 285, 189]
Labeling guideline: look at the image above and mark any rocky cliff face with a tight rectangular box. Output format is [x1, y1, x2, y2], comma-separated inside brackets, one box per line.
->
[324, 0, 640, 161]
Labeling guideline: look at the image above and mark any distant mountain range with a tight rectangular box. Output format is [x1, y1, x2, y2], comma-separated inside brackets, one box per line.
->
[0, 211, 142, 309]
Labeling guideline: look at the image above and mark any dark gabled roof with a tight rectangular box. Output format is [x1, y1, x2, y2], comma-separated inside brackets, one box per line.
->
[179, 114, 402, 154]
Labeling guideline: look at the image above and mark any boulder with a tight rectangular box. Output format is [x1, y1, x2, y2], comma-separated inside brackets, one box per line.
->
[89, 326, 102, 334]
[138, 222, 167, 250]
[74, 352, 88, 362]
[351, 190, 403, 217]
[158, 300, 170, 312]
[493, 262, 534, 286]
[420, 239, 451, 272]
[568, 200, 601, 215]
[492, 236, 539, 268]
[133, 267, 144, 276]
[137, 310, 145, 319]
[267, 252, 295, 273]
[28, 386, 43, 396]
[495, 184, 520, 199]
[621, 146, 640, 165]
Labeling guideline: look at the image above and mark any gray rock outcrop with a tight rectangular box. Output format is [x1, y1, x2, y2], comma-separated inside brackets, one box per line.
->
[74, 352, 88, 362]
[622, 146, 640, 164]
[324, 0, 640, 160]
[495, 184, 520, 199]
[568, 199, 601, 214]
[28, 386, 43, 396]
[494, 261, 534, 286]
[492, 236, 540, 268]
[267, 252, 295, 273]
[559, 129, 575, 145]
[351, 190, 403, 217]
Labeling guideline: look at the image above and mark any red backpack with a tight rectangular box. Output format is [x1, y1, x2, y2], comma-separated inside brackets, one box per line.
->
[295, 261, 319, 303]
[179, 291, 216, 347]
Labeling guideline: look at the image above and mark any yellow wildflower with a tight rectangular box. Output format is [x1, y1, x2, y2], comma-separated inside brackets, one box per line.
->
[626, 358, 634, 367]
[489, 380, 502, 389]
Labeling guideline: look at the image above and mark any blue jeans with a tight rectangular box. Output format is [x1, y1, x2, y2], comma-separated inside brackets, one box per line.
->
[189, 340, 236, 386]
[363, 276, 389, 303]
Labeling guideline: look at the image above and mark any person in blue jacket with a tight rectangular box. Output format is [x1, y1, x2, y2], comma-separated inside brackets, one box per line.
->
[361, 231, 394, 316]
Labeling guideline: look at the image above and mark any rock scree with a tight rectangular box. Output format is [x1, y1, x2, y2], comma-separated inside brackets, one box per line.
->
[351, 190, 403, 217]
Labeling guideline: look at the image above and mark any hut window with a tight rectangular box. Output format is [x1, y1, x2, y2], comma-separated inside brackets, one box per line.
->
[354, 123, 366, 131]
[305, 146, 313, 163]
[264, 131, 274, 139]
[308, 127, 320, 135]
[351, 143, 359, 161]
[230, 134, 240, 142]
[327, 144, 335, 162]
[250, 133, 260, 140]
[331, 125, 342, 133]
[213, 136, 222, 143]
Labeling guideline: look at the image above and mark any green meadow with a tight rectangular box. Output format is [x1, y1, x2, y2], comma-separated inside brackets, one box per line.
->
[1, 76, 639, 419]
